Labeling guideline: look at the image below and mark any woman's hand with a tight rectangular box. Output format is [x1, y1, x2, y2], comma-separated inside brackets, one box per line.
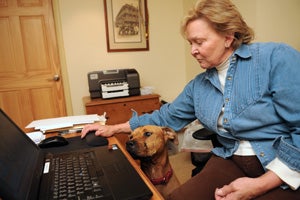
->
[81, 121, 132, 138]
[215, 171, 283, 200]
[81, 124, 114, 138]
[215, 177, 261, 200]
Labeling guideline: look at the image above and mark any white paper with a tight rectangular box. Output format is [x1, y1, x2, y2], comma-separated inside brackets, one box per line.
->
[25, 114, 106, 132]
[26, 131, 45, 144]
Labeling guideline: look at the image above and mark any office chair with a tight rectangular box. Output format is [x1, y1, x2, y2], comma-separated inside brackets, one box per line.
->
[190, 128, 222, 176]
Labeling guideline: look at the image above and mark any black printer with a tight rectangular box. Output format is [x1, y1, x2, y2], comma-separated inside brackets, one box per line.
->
[88, 68, 140, 99]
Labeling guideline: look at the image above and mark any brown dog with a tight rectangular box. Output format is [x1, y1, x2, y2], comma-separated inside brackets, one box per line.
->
[126, 125, 180, 198]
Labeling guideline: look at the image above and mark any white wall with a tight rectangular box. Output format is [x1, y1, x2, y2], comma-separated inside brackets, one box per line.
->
[56, 0, 186, 115]
[55, 0, 300, 116]
[233, 0, 300, 49]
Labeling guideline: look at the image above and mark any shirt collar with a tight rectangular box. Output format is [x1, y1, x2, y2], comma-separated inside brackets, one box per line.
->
[233, 44, 252, 59]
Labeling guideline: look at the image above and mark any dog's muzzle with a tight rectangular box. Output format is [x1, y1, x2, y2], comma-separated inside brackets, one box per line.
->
[126, 140, 139, 159]
[126, 140, 152, 162]
[126, 140, 136, 152]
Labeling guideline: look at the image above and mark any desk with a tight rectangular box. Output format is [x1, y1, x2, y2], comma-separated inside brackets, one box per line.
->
[107, 136, 164, 200]
[47, 133, 164, 200]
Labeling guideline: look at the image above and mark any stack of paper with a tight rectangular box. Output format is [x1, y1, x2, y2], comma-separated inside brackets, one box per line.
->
[26, 113, 106, 133]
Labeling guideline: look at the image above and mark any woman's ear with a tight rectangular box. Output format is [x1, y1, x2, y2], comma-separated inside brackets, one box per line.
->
[225, 33, 235, 48]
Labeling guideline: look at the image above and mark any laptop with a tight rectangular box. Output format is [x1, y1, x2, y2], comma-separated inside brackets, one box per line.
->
[0, 109, 153, 200]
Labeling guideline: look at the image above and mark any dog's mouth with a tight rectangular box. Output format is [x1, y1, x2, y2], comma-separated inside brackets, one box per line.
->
[128, 153, 153, 162]
[126, 141, 141, 157]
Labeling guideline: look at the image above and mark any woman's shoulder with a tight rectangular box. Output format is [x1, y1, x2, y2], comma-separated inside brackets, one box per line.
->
[248, 42, 298, 52]
[238, 42, 299, 60]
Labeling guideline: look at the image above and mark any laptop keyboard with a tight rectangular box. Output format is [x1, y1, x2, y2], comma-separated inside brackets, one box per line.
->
[47, 151, 112, 200]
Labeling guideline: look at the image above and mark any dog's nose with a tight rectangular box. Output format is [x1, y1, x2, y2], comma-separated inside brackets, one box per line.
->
[126, 140, 135, 147]
[126, 140, 137, 152]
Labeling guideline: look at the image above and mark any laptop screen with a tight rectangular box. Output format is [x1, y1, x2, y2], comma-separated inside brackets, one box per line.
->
[0, 109, 42, 200]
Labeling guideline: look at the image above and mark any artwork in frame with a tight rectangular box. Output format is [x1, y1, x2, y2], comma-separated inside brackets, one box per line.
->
[104, 0, 149, 52]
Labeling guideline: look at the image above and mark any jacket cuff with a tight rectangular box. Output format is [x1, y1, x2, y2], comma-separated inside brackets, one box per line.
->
[273, 136, 300, 171]
[266, 157, 300, 190]
[129, 110, 139, 130]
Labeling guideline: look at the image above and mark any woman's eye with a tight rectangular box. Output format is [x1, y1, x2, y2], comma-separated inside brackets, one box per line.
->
[196, 41, 203, 46]
[144, 132, 152, 137]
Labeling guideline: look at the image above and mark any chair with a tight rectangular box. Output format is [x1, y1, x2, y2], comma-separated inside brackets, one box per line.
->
[190, 128, 222, 176]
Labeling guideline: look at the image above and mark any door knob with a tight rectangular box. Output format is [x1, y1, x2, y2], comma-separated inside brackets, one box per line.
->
[53, 74, 60, 81]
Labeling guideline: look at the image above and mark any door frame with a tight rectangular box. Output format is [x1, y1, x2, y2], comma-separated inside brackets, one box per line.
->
[52, 0, 73, 115]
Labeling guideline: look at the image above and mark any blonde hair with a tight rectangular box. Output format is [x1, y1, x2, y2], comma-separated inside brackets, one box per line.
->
[181, 0, 254, 50]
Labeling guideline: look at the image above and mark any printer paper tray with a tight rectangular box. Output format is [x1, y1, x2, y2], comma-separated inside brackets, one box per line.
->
[101, 82, 129, 92]
[102, 90, 129, 99]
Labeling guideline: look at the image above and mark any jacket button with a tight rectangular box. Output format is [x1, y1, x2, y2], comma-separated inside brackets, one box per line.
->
[260, 152, 265, 157]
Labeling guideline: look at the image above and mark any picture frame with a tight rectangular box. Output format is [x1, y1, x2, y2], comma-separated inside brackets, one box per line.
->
[104, 0, 149, 52]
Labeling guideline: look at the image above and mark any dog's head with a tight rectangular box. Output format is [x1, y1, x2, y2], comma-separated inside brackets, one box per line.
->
[126, 125, 178, 161]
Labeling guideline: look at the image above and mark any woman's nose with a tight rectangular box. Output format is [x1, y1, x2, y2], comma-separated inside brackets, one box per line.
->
[191, 47, 199, 56]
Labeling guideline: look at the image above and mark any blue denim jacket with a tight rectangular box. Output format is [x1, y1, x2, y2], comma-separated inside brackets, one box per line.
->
[129, 42, 300, 172]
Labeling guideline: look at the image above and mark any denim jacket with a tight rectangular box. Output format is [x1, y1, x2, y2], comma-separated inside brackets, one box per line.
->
[129, 43, 300, 173]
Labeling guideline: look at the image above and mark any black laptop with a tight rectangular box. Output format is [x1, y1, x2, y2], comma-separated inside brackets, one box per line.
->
[0, 109, 152, 200]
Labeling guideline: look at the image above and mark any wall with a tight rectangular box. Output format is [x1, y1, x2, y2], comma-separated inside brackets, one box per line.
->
[55, 0, 300, 116]
[233, 0, 300, 49]
[56, 0, 186, 115]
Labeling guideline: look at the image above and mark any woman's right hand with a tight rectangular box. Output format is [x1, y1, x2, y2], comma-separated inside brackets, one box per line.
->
[81, 124, 115, 138]
[80, 121, 132, 138]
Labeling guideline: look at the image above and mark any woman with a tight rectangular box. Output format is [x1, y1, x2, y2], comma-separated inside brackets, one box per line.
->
[82, 0, 300, 199]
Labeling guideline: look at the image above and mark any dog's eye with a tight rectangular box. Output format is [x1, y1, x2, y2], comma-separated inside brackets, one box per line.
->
[144, 132, 152, 137]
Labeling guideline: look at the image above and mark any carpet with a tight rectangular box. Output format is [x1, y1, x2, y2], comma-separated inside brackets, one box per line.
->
[169, 151, 195, 184]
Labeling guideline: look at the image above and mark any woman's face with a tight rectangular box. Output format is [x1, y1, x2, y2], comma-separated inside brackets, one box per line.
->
[186, 18, 234, 69]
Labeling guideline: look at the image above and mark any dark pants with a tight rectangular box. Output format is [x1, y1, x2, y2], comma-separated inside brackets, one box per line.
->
[167, 155, 300, 200]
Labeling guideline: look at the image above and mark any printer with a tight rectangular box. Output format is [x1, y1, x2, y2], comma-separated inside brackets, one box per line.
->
[88, 68, 140, 99]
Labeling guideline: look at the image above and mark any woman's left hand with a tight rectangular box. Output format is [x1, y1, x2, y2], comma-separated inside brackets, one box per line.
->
[214, 171, 283, 200]
[215, 177, 260, 200]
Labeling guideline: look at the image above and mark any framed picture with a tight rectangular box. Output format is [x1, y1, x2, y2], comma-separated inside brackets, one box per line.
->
[104, 0, 149, 52]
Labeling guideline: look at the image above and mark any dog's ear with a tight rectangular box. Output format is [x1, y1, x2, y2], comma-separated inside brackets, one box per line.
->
[162, 127, 179, 145]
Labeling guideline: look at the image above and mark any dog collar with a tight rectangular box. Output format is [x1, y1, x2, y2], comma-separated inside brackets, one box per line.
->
[150, 168, 173, 185]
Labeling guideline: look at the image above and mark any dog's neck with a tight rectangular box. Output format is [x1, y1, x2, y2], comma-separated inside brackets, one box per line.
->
[140, 148, 173, 185]
[149, 167, 173, 185]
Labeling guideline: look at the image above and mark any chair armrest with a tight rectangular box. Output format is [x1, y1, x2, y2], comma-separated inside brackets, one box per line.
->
[192, 128, 222, 147]
[192, 128, 214, 140]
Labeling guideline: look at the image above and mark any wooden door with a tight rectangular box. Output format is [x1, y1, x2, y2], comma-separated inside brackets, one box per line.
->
[0, 0, 66, 132]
